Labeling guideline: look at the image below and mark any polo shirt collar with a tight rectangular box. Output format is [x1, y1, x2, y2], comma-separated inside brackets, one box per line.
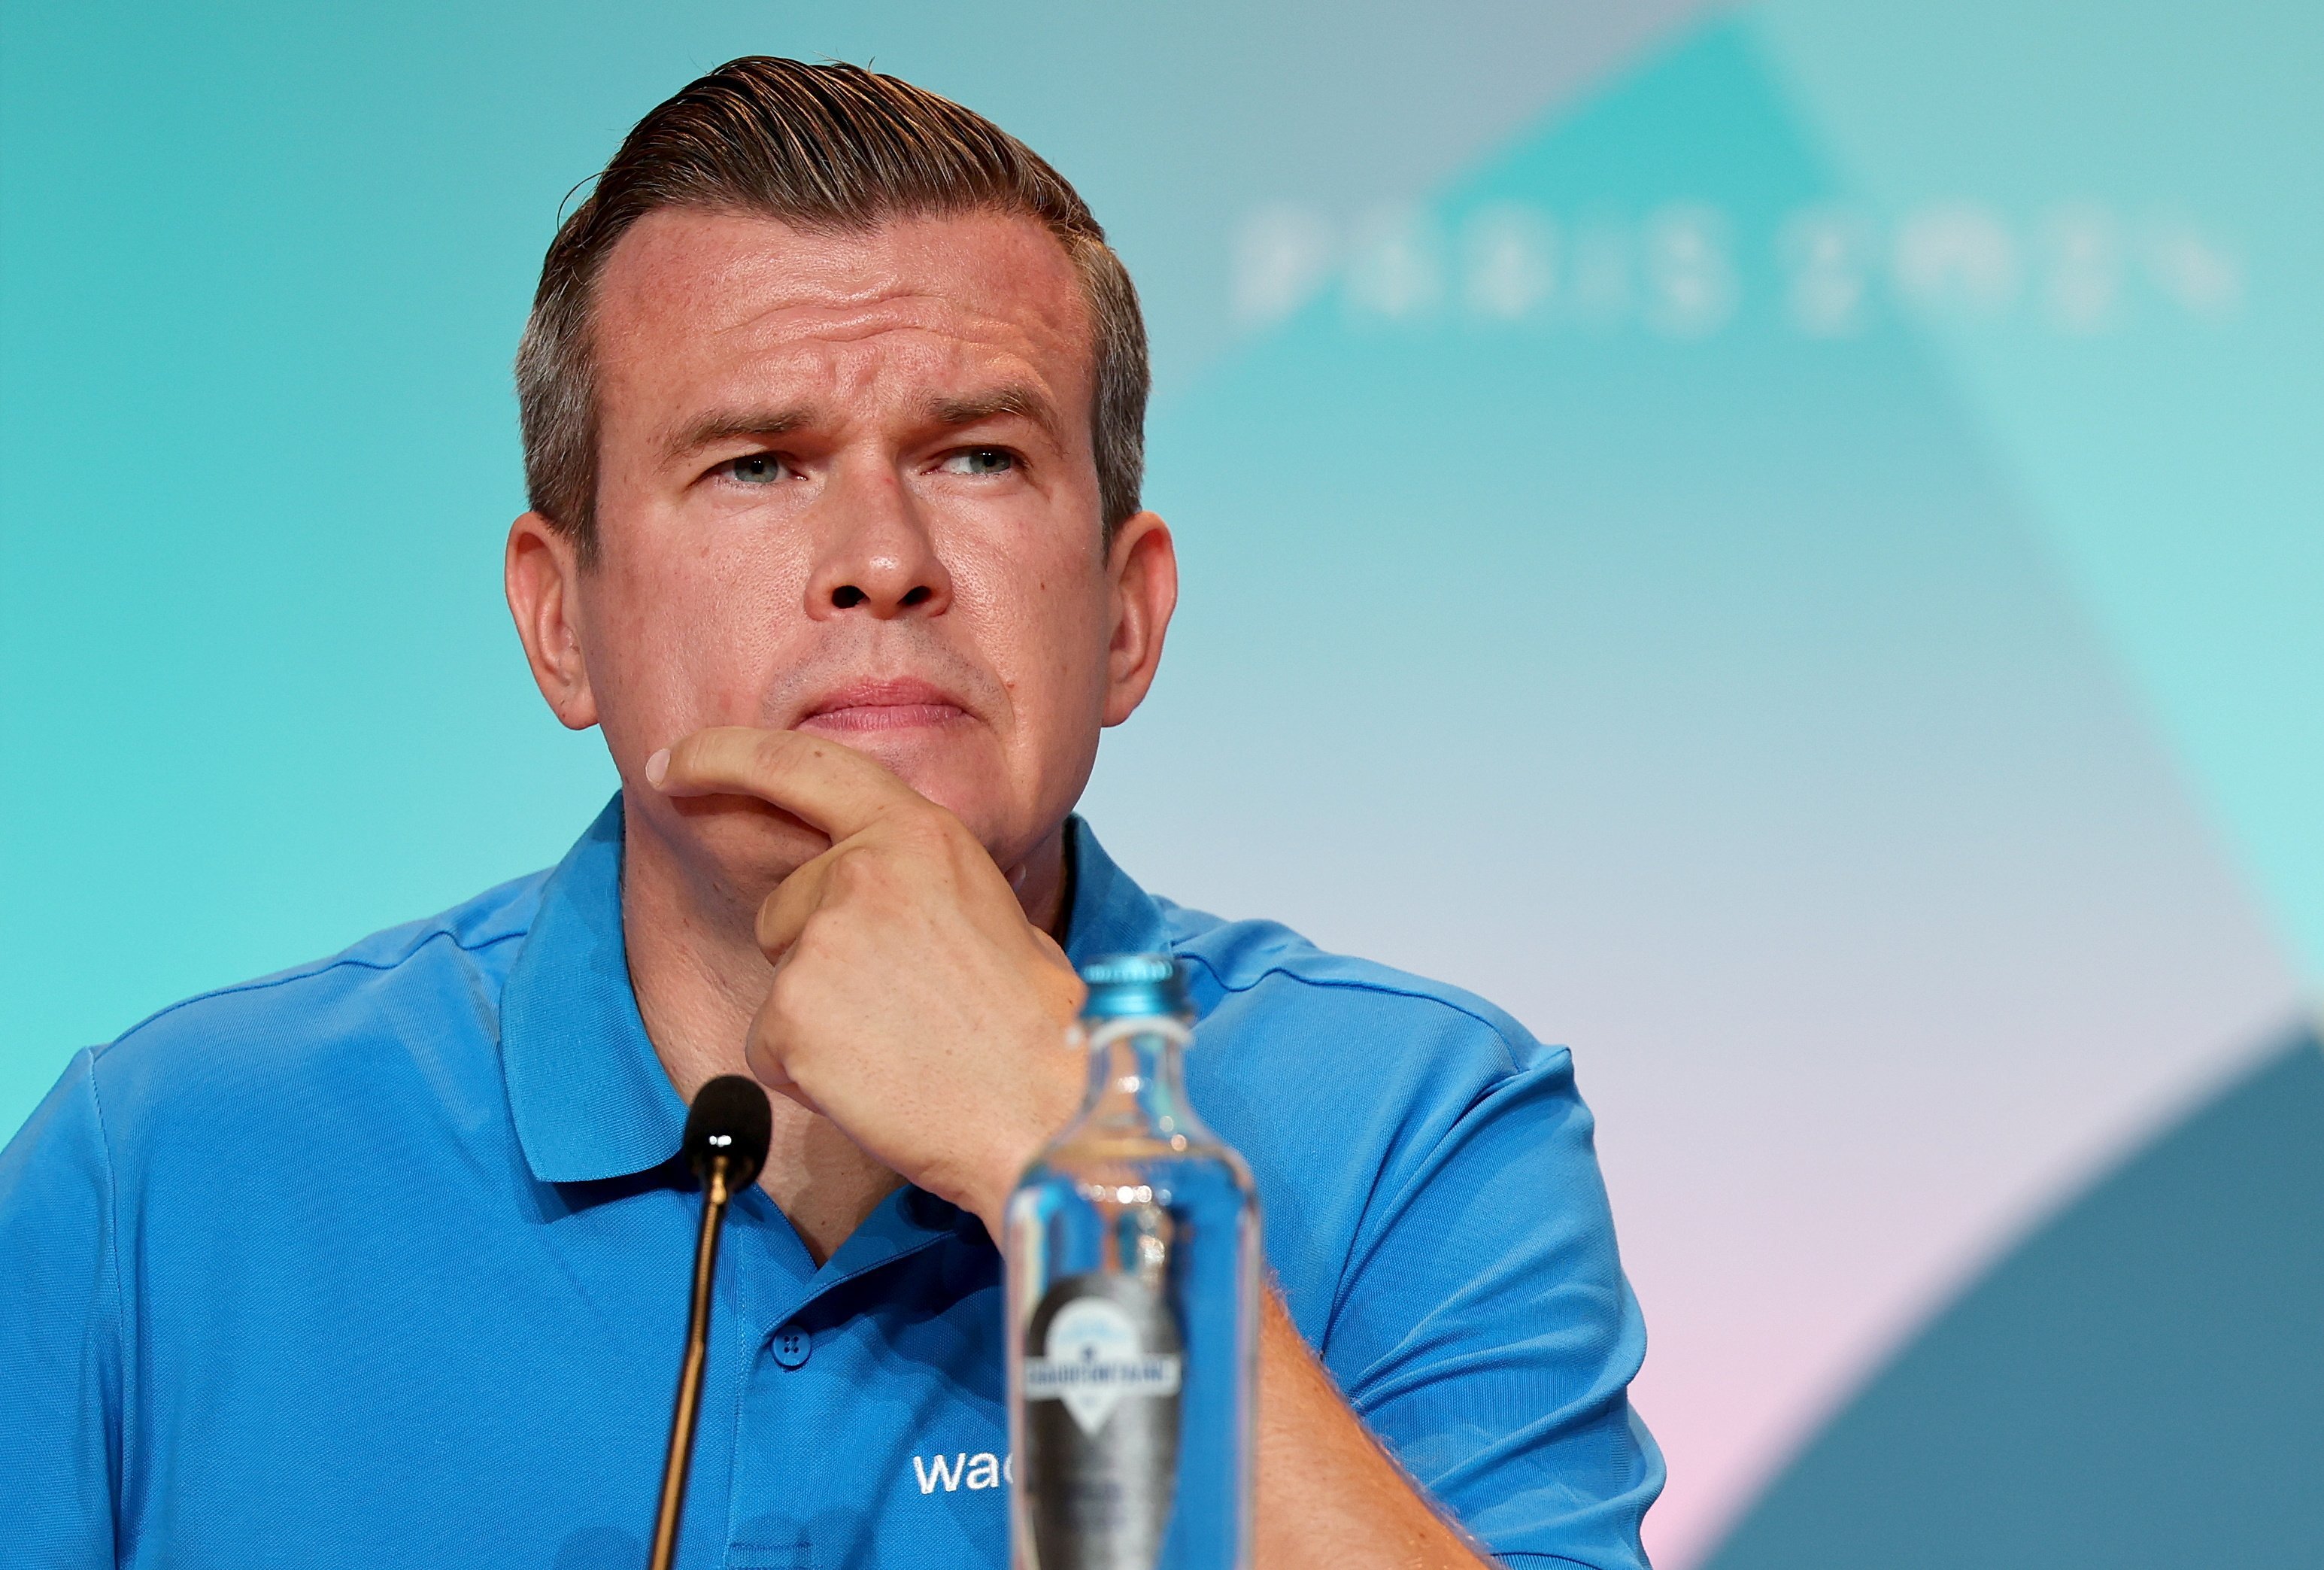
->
[1061, 815, 1172, 964]
[499, 795, 684, 1185]
[500, 797, 1169, 1189]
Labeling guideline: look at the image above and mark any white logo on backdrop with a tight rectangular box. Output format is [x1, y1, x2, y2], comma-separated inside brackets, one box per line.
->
[1230, 200, 2244, 338]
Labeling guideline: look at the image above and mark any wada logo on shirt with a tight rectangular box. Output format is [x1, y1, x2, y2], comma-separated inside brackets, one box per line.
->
[1023, 1295, 1184, 1435]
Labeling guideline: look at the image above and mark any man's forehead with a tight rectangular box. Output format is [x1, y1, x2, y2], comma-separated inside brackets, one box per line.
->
[593, 207, 1091, 396]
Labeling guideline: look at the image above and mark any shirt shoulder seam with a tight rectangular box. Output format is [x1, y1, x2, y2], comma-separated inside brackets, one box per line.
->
[93, 924, 532, 1057]
[1172, 950, 1583, 1351]
[1170, 946, 1543, 1079]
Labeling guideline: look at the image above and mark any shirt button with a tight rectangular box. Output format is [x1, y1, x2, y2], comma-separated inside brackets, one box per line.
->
[772, 1323, 811, 1370]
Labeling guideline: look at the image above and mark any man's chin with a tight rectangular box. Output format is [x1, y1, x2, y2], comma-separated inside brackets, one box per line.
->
[663, 792, 832, 879]
[794, 727, 1001, 826]
[654, 729, 1017, 866]
[808, 726, 933, 781]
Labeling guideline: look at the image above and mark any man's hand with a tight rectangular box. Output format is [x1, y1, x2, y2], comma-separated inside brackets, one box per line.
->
[651, 727, 1496, 1570]
[646, 726, 1087, 1234]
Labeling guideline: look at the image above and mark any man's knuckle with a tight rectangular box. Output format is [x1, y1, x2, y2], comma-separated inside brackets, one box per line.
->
[754, 900, 791, 954]
[748, 729, 791, 773]
[891, 805, 957, 854]
[826, 849, 874, 896]
[789, 912, 843, 965]
[763, 964, 807, 1019]
[745, 1018, 790, 1080]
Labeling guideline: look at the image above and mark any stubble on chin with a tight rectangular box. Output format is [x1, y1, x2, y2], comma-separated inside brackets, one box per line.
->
[645, 791, 831, 917]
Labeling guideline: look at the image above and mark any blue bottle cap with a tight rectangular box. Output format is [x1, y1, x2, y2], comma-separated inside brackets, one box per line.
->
[1079, 953, 1191, 1021]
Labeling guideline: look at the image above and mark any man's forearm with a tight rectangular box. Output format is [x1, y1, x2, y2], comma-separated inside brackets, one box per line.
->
[1255, 1289, 1495, 1570]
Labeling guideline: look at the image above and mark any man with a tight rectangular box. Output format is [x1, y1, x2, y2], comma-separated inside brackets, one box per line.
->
[0, 59, 1660, 1568]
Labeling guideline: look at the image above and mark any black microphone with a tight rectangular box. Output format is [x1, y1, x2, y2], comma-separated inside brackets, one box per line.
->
[648, 1075, 772, 1570]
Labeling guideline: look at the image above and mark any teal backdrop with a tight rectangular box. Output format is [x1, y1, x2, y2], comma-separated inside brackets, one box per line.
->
[4, 4, 2319, 1564]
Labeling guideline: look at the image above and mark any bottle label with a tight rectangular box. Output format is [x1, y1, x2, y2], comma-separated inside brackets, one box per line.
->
[1021, 1272, 1183, 1570]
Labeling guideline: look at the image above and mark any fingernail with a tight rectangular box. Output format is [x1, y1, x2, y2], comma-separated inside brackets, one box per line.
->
[645, 748, 669, 788]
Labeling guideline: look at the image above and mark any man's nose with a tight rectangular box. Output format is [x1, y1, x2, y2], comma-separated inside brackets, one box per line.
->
[805, 468, 954, 620]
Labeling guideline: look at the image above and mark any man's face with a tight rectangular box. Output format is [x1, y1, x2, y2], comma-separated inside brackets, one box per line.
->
[515, 207, 1169, 884]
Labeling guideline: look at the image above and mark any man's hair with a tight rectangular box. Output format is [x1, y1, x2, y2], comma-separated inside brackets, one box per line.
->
[515, 57, 1148, 563]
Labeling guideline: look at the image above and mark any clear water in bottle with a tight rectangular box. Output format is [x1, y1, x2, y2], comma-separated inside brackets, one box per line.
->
[1006, 953, 1259, 1570]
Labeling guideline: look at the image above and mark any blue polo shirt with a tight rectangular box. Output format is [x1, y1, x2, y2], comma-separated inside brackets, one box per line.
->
[1, 799, 1660, 1568]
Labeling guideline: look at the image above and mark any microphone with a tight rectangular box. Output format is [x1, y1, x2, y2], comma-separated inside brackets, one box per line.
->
[648, 1074, 773, 1570]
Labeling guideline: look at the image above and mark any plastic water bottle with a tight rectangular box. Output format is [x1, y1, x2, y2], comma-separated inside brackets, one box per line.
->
[1005, 954, 1260, 1569]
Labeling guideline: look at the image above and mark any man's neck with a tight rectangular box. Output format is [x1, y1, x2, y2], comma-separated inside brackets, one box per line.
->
[620, 808, 1071, 1262]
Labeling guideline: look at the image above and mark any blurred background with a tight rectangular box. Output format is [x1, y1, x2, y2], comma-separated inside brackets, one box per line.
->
[4, 2, 2320, 1564]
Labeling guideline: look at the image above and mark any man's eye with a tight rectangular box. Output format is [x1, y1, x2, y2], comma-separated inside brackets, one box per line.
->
[726, 454, 788, 485]
[942, 448, 1016, 477]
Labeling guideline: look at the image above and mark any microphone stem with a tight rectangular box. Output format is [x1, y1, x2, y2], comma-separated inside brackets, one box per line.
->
[649, 1153, 733, 1570]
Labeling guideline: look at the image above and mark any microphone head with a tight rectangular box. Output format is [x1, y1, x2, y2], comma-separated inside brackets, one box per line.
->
[682, 1075, 772, 1190]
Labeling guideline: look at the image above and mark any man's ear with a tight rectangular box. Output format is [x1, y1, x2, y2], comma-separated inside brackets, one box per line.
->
[1101, 511, 1178, 727]
[505, 512, 599, 731]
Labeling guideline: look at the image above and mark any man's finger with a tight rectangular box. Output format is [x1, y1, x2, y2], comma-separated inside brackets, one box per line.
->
[754, 843, 840, 959]
[648, 726, 927, 842]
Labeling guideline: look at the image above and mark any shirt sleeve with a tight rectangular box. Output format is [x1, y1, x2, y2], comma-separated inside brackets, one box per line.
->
[1317, 1035, 1663, 1569]
[1, 1049, 126, 1567]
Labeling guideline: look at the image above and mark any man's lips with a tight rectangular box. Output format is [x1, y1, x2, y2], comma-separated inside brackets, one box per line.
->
[794, 678, 972, 734]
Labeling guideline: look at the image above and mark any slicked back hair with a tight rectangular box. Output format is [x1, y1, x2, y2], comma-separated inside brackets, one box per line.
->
[515, 57, 1148, 563]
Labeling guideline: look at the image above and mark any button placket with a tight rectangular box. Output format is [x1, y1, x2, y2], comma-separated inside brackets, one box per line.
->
[724, 1193, 819, 1565]
[725, 1187, 972, 1563]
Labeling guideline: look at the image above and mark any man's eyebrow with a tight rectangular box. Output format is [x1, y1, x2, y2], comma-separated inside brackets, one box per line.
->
[662, 406, 816, 462]
[929, 384, 1063, 442]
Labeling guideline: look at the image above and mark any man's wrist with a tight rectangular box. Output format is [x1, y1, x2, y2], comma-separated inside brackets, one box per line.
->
[967, 1038, 1084, 1235]
[966, 1112, 1054, 1237]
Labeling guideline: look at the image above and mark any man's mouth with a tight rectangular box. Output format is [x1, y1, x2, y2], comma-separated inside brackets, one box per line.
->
[794, 677, 972, 735]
